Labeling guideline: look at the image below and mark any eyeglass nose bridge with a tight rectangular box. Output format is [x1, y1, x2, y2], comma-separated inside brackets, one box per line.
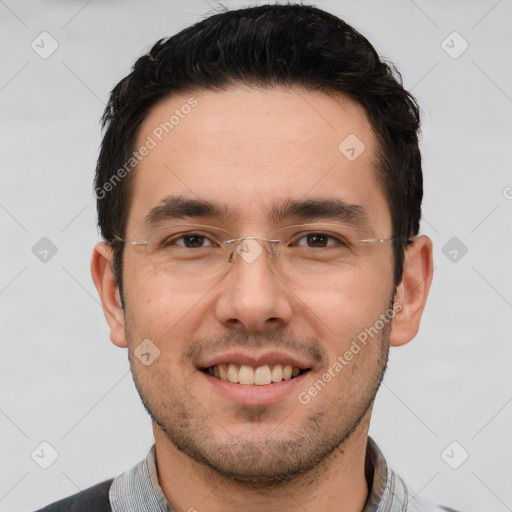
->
[223, 236, 281, 264]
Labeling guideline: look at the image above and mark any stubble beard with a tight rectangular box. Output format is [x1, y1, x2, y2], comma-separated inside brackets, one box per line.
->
[125, 310, 391, 489]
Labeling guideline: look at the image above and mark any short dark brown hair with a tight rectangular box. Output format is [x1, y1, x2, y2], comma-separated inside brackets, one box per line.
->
[94, 3, 423, 301]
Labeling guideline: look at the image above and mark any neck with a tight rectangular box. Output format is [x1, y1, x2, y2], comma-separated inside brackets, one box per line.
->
[153, 420, 371, 512]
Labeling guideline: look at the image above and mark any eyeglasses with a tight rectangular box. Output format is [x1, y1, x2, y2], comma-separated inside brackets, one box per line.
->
[115, 223, 411, 284]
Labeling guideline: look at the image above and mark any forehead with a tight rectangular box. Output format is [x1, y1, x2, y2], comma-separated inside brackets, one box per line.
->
[126, 86, 389, 234]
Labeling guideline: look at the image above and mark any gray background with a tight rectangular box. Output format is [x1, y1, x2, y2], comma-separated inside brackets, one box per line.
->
[1, 0, 511, 511]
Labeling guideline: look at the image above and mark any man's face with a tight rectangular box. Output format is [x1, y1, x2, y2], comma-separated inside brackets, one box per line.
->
[121, 87, 396, 485]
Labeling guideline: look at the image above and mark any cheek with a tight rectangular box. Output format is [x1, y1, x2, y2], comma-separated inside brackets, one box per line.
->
[125, 253, 190, 303]
[122, 259, 206, 348]
[304, 254, 394, 306]
[295, 265, 394, 353]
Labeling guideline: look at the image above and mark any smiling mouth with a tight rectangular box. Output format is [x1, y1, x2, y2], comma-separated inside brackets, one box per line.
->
[203, 363, 310, 386]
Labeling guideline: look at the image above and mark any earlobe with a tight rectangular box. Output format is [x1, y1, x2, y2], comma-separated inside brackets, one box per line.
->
[389, 235, 433, 347]
[91, 242, 128, 348]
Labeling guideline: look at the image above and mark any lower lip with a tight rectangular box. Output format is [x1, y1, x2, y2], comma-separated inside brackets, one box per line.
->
[200, 370, 310, 406]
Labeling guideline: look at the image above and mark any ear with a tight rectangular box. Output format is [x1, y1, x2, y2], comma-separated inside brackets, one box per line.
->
[91, 242, 127, 348]
[389, 235, 433, 347]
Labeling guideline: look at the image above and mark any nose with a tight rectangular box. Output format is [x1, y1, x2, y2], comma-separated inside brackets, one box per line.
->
[214, 237, 293, 332]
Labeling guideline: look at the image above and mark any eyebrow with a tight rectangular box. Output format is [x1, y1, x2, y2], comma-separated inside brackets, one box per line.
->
[266, 197, 371, 231]
[144, 195, 233, 226]
[144, 195, 371, 231]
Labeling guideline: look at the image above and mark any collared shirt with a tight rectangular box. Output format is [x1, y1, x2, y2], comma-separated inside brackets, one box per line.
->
[109, 436, 454, 512]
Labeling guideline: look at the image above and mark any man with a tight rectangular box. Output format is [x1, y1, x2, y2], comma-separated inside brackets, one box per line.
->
[36, 4, 459, 511]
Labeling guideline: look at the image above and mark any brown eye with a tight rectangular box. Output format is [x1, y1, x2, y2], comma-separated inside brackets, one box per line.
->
[295, 232, 348, 248]
[181, 235, 207, 248]
[306, 233, 329, 247]
[162, 233, 215, 249]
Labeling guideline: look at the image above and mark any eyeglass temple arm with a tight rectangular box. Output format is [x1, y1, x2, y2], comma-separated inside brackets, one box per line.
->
[112, 235, 148, 246]
[358, 237, 414, 244]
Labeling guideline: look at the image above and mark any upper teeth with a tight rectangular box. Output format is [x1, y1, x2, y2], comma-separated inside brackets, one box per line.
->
[207, 363, 301, 385]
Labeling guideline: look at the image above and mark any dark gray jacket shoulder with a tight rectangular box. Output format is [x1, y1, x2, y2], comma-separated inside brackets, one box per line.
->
[33, 478, 113, 512]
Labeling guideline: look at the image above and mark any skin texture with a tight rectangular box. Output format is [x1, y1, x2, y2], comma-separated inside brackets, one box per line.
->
[92, 86, 433, 512]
